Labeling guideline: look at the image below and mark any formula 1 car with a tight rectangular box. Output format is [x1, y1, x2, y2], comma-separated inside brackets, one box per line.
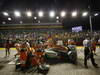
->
[44, 45, 77, 64]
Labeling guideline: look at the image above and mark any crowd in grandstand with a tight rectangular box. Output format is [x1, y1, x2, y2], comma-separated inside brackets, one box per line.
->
[0, 30, 100, 47]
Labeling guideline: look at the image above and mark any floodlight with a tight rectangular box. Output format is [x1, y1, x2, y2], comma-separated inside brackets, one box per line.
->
[56, 16, 59, 19]
[72, 11, 77, 17]
[14, 11, 21, 17]
[82, 12, 88, 17]
[8, 17, 12, 21]
[34, 17, 37, 19]
[26, 11, 32, 17]
[3, 12, 9, 16]
[61, 11, 66, 17]
[94, 13, 99, 16]
[38, 11, 44, 17]
[49, 11, 55, 18]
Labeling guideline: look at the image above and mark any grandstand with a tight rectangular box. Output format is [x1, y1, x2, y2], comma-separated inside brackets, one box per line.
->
[0, 22, 100, 47]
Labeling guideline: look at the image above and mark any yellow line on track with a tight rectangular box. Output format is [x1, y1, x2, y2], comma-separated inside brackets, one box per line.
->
[0, 46, 99, 50]
[0, 48, 16, 50]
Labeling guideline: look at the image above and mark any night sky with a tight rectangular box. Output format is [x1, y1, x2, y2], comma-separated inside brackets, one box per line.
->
[0, 0, 100, 11]
[0, 0, 100, 30]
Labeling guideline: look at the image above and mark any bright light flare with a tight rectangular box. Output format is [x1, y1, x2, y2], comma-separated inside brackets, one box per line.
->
[56, 16, 59, 19]
[3, 12, 9, 16]
[14, 11, 21, 17]
[34, 17, 37, 19]
[8, 17, 12, 21]
[82, 12, 88, 17]
[49, 11, 55, 18]
[38, 11, 44, 17]
[94, 13, 99, 16]
[26, 11, 32, 17]
[61, 11, 66, 17]
[72, 11, 77, 17]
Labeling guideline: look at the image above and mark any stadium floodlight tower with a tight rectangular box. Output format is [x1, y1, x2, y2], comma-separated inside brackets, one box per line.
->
[3, 12, 9, 16]
[61, 11, 66, 17]
[49, 11, 55, 18]
[82, 12, 88, 17]
[72, 11, 77, 17]
[14, 11, 21, 17]
[38, 11, 44, 17]
[26, 11, 32, 17]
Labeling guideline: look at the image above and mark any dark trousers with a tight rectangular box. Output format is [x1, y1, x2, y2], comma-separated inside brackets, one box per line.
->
[84, 47, 96, 66]
[5, 48, 10, 56]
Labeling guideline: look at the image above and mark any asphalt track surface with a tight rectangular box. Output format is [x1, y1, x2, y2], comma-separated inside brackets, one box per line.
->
[0, 47, 100, 75]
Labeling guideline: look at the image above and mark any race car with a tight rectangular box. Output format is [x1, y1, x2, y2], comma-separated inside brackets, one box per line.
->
[44, 45, 77, 64]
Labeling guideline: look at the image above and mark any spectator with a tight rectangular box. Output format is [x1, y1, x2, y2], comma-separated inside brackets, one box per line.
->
[4, 40, 11, 57]
[83, 37, 98, 68]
